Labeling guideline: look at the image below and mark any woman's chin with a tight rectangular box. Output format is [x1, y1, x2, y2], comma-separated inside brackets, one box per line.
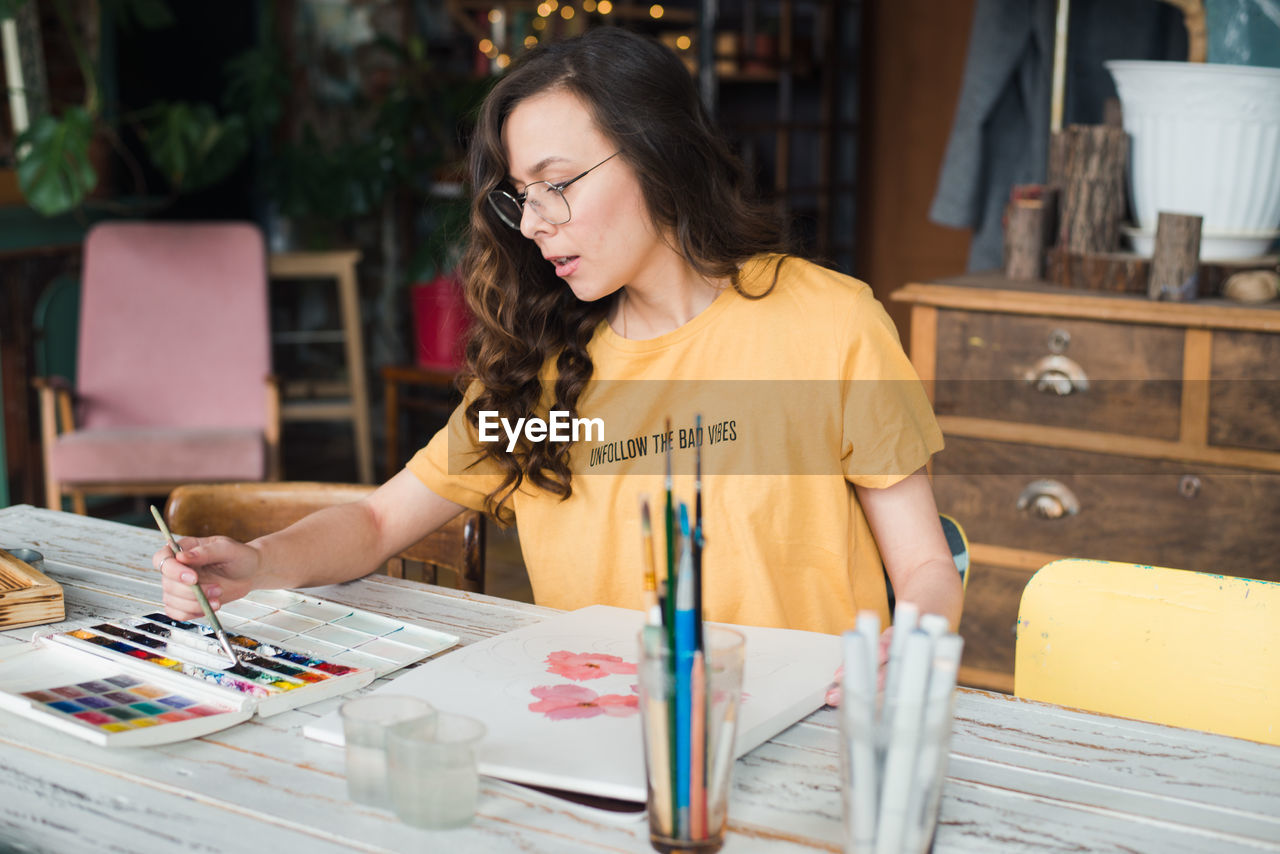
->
[565, 278, 619, 304]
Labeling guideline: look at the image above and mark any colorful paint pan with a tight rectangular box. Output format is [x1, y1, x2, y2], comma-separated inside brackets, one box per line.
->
[23, 676, 236, 737]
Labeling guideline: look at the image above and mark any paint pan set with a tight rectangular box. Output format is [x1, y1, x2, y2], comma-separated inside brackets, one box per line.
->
[0, 590, 458, 747]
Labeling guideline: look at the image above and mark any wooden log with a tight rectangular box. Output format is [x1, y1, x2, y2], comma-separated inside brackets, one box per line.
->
[1148, 211, 1203, 301]
[1103, 97, 1124, 129]
[1005, 201, 1050, 281]
[1046, 248, 1150, 293]
[1045, 247, 1277, 297]
[1054, 125, 1129, 254]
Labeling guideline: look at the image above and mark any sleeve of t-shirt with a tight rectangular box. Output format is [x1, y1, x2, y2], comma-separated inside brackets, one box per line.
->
[405, 383, 514, 523]
[839, 288, 944, 489]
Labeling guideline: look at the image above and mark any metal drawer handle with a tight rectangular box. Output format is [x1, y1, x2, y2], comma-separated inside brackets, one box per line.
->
[1017, 480, 1080, 520]
[1024, 354, 1090, 396]
[1179, 475, 1201, 499]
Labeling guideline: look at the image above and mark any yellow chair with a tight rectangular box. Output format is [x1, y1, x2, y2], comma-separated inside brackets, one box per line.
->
[1014, 558, 1280, 745]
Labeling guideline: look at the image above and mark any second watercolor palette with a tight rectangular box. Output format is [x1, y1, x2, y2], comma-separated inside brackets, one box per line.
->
[0, 591, 458, 746]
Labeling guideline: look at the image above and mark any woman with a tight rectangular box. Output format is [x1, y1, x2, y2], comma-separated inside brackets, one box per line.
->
[156, 29, 961, 692]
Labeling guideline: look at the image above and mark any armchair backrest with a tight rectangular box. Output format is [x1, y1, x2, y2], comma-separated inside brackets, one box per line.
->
[77, 222, 270, 431]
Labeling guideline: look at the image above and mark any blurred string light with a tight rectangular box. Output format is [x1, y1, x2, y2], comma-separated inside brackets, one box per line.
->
[676, 35, 691, 50]
[481, 0, 653, 73]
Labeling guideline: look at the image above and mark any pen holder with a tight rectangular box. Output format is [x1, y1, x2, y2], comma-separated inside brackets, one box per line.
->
[637, 626, 745, 854]
[839, 630, 961, 854]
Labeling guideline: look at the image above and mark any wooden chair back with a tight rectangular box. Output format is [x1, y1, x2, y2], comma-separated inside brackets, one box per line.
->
[1015, 558, 1280, 745]
[164, 482, 485, 593]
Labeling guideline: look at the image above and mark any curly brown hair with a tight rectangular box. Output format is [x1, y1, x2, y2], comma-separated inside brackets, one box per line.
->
[459, 27, 787, 518]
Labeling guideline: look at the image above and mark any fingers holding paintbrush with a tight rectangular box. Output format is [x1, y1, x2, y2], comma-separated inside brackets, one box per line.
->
[150, 505, 241, 666]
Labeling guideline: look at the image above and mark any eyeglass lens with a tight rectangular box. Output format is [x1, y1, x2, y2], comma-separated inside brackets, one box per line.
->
[488, 182, 571, 229]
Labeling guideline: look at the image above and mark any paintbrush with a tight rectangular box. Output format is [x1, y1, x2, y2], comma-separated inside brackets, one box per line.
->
[639, 496, 661, 625]
[664, 417, 675, 631]
[693, 413, 704, 651]
[149, 505, 241, 668]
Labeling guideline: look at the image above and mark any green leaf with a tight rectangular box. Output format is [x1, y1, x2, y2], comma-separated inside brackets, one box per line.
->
[140, 102, 249, 192]
[15, 108, 97, 216]
[223, 44, 289, 135]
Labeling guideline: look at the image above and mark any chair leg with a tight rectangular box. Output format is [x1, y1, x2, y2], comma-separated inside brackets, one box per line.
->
[386, 557, 405, 579]
[71, 491, 87, 515]
[459, 515, 486, 594]
[38, 386, 61, 511]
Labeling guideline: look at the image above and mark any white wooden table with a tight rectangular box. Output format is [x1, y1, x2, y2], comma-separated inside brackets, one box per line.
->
[2, 505, 1278, 854]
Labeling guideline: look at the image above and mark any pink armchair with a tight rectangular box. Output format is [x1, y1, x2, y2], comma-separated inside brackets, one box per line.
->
[35, 222, 281, 513]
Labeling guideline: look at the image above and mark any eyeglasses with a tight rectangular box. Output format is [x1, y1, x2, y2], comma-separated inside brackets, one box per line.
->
[487, 151, 620, 229]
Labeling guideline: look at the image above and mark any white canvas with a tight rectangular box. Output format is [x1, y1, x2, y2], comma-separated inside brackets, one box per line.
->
[304, 604, 842, 802]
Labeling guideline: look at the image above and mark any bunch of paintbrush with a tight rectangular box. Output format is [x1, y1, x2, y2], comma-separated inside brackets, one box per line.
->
[839, 605, 963, 854]
[639, 416, 716, 846]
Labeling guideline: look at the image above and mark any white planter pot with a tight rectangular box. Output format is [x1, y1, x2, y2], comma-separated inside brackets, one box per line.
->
[1105, 60, 1280, 259]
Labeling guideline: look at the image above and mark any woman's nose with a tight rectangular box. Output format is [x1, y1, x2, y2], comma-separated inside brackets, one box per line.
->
[520, 204, 552, 239]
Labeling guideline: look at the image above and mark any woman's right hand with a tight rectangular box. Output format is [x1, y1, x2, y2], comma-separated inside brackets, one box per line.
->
[154, 537, 261, 621]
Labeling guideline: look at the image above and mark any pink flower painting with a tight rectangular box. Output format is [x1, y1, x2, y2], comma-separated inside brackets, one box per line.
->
[544, 650, 637, 681]
[528, 684, 640, 720]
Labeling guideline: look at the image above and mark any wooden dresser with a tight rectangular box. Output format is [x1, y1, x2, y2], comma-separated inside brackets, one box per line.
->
[892, 274, 1280, 692]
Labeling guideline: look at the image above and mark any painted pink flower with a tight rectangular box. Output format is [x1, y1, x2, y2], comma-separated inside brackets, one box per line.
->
[544, 650, 638, 681]
[528, 684, 640, 720]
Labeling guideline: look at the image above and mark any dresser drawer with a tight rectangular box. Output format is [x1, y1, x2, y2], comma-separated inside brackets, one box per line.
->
[933, 310, 1184, 439]
[1210, 330, 1280, 453]
[956, 560, 1028, 693]
[932, 436, 1280, 580]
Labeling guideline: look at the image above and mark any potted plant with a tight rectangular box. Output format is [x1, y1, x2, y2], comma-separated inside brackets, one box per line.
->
[1, 0, 251, 216]
[1107, 0, 1280, 259]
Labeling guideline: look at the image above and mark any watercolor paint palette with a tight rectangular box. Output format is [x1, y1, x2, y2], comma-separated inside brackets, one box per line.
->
[0, 591, 458, 747]
[216, 589, 459, 677]
[0, 638, 252, 746]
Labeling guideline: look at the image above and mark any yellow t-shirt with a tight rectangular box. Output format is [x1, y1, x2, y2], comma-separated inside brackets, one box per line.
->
[408, 255, 942, 635]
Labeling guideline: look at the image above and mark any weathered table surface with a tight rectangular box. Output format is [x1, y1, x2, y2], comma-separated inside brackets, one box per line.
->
[2, 505, 1278, 853]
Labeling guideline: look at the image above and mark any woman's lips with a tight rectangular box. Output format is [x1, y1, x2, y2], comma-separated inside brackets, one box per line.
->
[549, 255, 580, 277]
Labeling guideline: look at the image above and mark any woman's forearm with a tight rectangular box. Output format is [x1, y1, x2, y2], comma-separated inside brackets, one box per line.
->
[248, 501, 387, 590]
[888, 557, 964, 629]
[246, 470, 466, 592]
